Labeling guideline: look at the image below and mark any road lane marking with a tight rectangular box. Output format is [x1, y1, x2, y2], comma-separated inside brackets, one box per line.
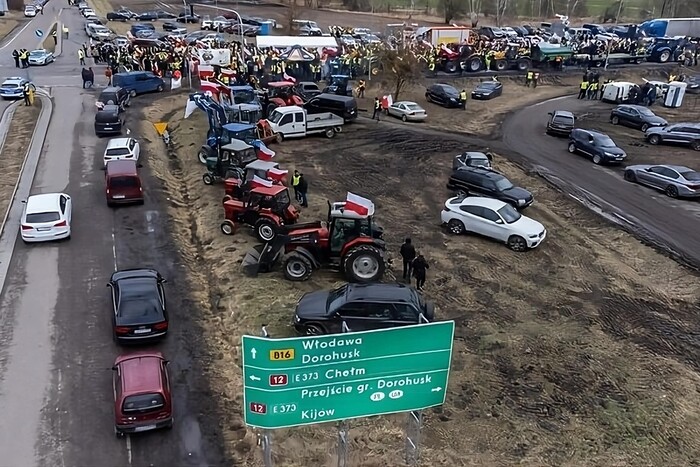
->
[111, 229, 118, 271]
[126, 435, 133, 465]
[0, 21, 33, 51]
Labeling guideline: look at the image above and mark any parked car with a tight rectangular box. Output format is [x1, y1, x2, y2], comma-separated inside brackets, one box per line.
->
[20, 193, 72, 243]
[291, 19, 322, 36]
[0, 77, 29, 99]
[568, 128, 626, 164]
[339, 34, 357, 46]
[105, 160, 143, 206]
[112, 71, 165, 96]
[97, 86, 130, 111]
[104, 138, 141, 167]
[386, 101, 427, 122]
[153, 9, 177, 19]
[471, 81, 503, 100]
[86, 23, 113, 41]
[624, 164, 700, 198]
[115, 8, 138, 19]
[177, 13, 200, 23]
[441, 195, 546, 251]
[453, 151, 492, 170]
[136, 11, 158, 21]
[645, 123, 700, 151]
[478, 26, 507, 39]
[81, 7, 95, 17]
[112, 351, 173, 436]
[107, 11, 131, 21]
[162, 21, 181, 32]
[546, 110, 575, 136]
[425, 83, 461, 108]
[113, 36, 130, 47]
[447, 166, 534, 209]
[293, 283, 435, 335]
[95, 105, 124, 136]
[24, 4, 37, 17]
[28, 49, 55, 66]
[225, 23, 259, 36]
[610, 104, 667, 131]
[108, 269, 168, 342]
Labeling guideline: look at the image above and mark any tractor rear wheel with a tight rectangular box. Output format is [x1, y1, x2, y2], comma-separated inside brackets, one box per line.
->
[255, 218, 277, 242]
[343, 245, 385, 283]
[283, 252, 313, 281]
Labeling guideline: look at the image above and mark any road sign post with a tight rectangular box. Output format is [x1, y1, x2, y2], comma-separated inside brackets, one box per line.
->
[404, 313, 430, 465]
[241, 321, 455, 430]
[258, 326, 273, 467]
[337, 321, 351, 467]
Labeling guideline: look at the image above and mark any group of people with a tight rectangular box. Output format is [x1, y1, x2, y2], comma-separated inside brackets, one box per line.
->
[11, 49, 32, 69]
[400, 238, 429, 291]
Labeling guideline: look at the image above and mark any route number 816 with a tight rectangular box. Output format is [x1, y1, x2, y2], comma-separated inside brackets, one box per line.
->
[269, 349, 295, 361]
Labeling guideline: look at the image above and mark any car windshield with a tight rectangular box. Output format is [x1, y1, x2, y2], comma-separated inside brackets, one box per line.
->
[494, 178, 513, 191]
[597, 136, 617, 147]
[268, 110, 283, 124]
[441, 86, 458, 96]
[497, 204, 522, 223]
[479, 82, 498, 89]
[29, 51, 44, 57]
[118, 280, 161, 319]
[122, 393, 165, 413]
[110, 176, 138, 188]
[26, 211, 60, 223]
[1, 83, 18, 88]
[326, 284, 348, 313]
[681, 171, 700, 181]
[106, 148, 131, 156]
[470, 158, 489, 167]
[637, 107, 654, 116]
[99, 93, 118, 104]
[232, 89, 257, 104]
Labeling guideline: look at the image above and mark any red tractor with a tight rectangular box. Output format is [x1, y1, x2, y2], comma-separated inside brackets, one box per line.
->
[221, 185, 300, 242]
[264, 81, 305, 117]
[223, 160, 286, 202]
[242, 200, 387, 283]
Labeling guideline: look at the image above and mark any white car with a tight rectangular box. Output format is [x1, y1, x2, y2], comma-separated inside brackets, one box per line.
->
[81, 8, 95, 17]
[440, 196, 546, 252]
[103, 137, 140, 167]
[24, 5, 37, 17]
[387, 101, 427, 122]
[20, 193, 72, 243]
[28, 49, 55, 66]
[87, 24, 112, 41]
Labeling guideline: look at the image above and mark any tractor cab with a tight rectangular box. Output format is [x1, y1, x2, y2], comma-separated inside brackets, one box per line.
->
[326, 200, 383, 256]
[322, 75, 353, 96]
[203, 139, 258, 185]
[219, 122, 259, 145]
[223, 159, 284, 199]
[228, 85, 263, 123]
[221, 184, 300, 241]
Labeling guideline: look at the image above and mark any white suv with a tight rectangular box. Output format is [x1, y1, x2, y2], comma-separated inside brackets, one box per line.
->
[103, 137, 140, 167]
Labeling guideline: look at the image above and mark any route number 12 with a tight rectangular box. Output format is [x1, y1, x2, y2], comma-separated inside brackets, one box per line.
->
[249, 402, 267, 414]
[269, 374, 288, 386]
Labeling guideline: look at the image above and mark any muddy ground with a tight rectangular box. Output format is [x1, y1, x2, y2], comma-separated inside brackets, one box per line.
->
[0, 103, 41, 225]
[134, 85, 700, 467]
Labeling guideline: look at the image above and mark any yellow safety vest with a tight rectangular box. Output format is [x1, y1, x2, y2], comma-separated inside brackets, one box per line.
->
[459, 91, 467, 100]
[527, 72, 533, 79]
[580, 81, 589, 90]
[292, 175, 300, 186]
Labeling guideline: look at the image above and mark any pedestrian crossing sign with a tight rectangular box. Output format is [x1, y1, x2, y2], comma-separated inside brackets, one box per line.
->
[153, 122, 168, 136]
[35, 29, 43, 38]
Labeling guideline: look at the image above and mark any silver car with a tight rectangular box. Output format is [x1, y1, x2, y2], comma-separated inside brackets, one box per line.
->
[386, 101, 427, 122]
[624, 164, 700, 198]
[28, 49, 55, 66]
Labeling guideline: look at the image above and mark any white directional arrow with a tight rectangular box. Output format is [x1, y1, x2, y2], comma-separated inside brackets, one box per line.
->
[249, 375, 261, 381]
[431, 387, 443, 392]
[251, 348, 257, 359]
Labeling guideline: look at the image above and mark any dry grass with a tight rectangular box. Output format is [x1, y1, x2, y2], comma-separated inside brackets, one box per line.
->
[0, 103, 41, 227]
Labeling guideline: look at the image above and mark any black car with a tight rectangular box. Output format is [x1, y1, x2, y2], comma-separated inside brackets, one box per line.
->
[162, 21, 183, 32]
[136, 11, 158, 21]
[610, 104, 667, 131]
[97, 86, 130, 112]
[116, 8, 138, 19]
[95, 105, 124, 137]
[471, 81, 503, 100]
[108, 269, 168, 343]
[568, 128, 627, 164]
[153, 9, 177, 19]
[425, 83, 461, 108]
[106, 11, 131, 21]
[478, 26, 506, 39]
[293, 283, 435, 335]
[177, 13, 200, 23]
[447, 166, 534, 209]
[546, 110, 575, 137]
[645, 123, 700, 151]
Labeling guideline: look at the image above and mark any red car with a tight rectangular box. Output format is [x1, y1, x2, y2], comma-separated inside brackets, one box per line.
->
[112, 351, 173, 436]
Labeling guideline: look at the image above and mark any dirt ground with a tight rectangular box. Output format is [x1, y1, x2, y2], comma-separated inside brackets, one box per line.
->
[134, 82, 700, 466]
[0, 15, 20, 42]
[0, 103, 41, 227]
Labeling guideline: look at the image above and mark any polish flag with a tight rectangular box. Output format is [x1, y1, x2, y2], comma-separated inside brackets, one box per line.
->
[221, 68, 236, 77]
[250, 175, 273, 188]
[257, 142, 276, 161]
[198, 64, 215, 79]
[283, 72, 297, 83]
[200, 81, 220, 96]
[345, 192, 374, 216]
[267, 167, 288, 182]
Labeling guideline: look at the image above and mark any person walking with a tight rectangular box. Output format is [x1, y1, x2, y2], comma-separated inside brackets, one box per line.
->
[22, 82, 31, 106]
[52, 29, 57, 45]
[292, 170, 301, 202]
[578, 78, 589, 99]
[78, 48, 85, 65]
[12, 49, 19, 68]
[297, 174, 308, 207]
[371, 97, 381, 121]
[412, 253, 429, 291]
[400, 238, 416, 282]
[459, 89, 467, 110]
[357, 79, 365, 98]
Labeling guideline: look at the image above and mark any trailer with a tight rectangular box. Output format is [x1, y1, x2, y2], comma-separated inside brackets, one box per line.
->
[417, 26, 477, 46]
[639, 18, 700, 38]
[266, 106, 344, 140]
[574, 51, 647, 66]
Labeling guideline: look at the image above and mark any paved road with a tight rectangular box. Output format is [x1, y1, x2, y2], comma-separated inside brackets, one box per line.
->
[502, 95, 700, 268]
[0, 2, 227, 466]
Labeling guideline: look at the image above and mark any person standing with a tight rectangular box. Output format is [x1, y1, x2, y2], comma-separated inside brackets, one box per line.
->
[357, 79, 365, 98]
[292, 170, 301, 202]
[533, 72, 540, 88]
[525, 70, 533, 87]
[371, 97, 381, 121]
[578, 78, 589, 99]
[412, 253, 429, 291]
[400, 238, 416, 282]
[20, 49, 29, 68]
[22, 82, 31, 106]
[459, 89, 467, 110]
[12, 49, 19, 68]
[78, 48, 85, 66]
[297, 174, 308, 207]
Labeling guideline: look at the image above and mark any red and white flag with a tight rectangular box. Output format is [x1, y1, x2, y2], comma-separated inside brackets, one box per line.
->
[198, 64, 215, 79]
[267, 167, 288, 181]
[283, 72, 297, 83]
[345, 192, 373, 216]
[250, 175, 273, 188]
[257, 142, 276, 161]
[200, 81, 220, 97]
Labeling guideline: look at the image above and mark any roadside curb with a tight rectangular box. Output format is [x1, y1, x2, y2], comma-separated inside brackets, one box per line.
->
[0, 91, 53, 292]
[55, 16, 62, 58]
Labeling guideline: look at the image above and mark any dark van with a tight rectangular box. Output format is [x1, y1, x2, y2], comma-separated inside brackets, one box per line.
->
[304, 93, 357, 122]
[97, 86, 130, 112]
[112, 71, 165, 97]
[105, 160, 143, 206]
[95, 104, 124, 137]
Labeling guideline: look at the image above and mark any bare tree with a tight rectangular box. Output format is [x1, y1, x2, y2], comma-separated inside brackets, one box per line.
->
[286, 0, 298, 33]
[376, 47, 422, 101]
[494, 0, 508, 26]
[468, 0, 482, 26]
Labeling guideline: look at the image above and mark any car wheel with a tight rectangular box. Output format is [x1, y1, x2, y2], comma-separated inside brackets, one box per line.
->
[568, 143, 576, 153]
[156, 84, 164, 92]
[401, 114, 407, 122]
[507, 235, 528, 252]
[623, 170, 637, 182]
[692, 140, 700, 151]
[305, 323, 325, 335]
[592, 154, 602, 164]
[648, 134, 660, 145]
[220, 220, 235, 235]
[447, 219, 465, 235]
[641, 123, 649, 132]
[611, 116, 619, 125]
[665, 185, 679, 198]
[129, 90, 136, 98]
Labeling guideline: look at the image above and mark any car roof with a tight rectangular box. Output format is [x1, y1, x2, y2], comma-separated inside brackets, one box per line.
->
[345, 283, 417, 303]
[251, 185, 287, 196]
[116, 352, 165, 394]
[461, 151, 488, 158]
[618, 104, 646, 110]
[670, 122, 700, 128]
[106, 137, 133, 149]
[100, 104, 120, 113]
[477, 81, 500, 86]
[267, 81, 295, 87]
[106, 159, 138, 175]
[394, 101, 418, 106]
[3, 77, 26, 84]
[434, 83, 457, 90]
[459, 166, 505, 179]
[577, 128, 608, 138]
[659, 164, 695, 172]
[101, 86, 123, 93]
[30, 49, 48, 53]
[111, 268, 159, 283]
[553, 110, 574, 117]
[26, 193, 62, 213]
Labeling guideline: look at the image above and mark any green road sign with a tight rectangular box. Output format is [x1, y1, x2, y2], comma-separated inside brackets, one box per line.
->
[242, 321, 455, 429]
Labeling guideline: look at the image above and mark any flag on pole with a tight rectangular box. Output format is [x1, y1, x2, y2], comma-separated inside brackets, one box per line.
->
[344, 192, 374, 216]
[257, 142, 276, 161]
[267, 167, 288, 182]
[250, 175, 274, 188]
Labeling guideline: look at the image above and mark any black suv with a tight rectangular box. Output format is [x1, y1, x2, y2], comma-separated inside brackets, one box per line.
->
[645, 123, 700, 151]
[447, 166, 534, 209]
[98, 86, 130, 112]
[425, 84, 461, 108]
[568, 128, 626, 164]
[546, 110, 575, 137]
[293, 283, 435, 335]
[95, 105, 125, 137]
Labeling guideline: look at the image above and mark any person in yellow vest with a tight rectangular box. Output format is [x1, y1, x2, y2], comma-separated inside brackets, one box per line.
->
[428, 58, 436, 76]
[525, 70, 533, 87]
[589, 81, 599, 99]
[459, 89, 467, 110]
[669, 73, 677, 82]
[78, 48, 85, 65]
[62, 25, 69, 39]
[578, 79, 589, 99]
[23, 82, 32, 106]
[292, 170, 301, 202]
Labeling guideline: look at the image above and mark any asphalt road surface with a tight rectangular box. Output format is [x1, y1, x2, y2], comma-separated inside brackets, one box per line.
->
[0, 3, 226, 466]
[502, 95, 700, 268]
